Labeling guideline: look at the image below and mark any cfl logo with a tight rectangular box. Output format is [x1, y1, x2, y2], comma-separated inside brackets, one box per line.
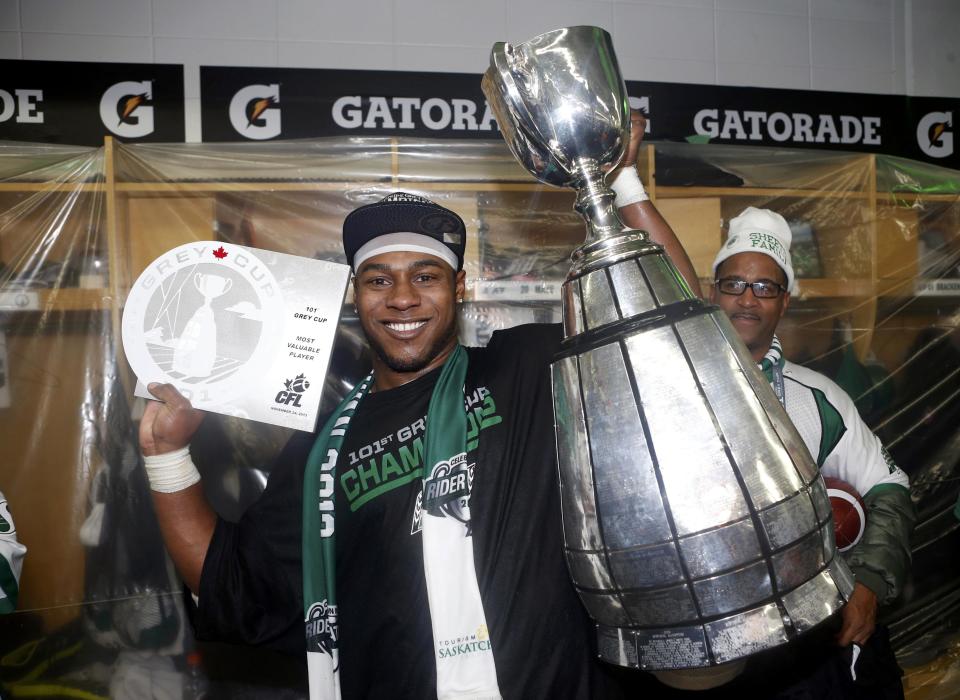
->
[99, 81, 154, 138]
[275, 373, 309, 407]
[275, 390, 303, 407]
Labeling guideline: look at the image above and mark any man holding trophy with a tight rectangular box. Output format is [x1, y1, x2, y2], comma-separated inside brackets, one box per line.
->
[137, 25, 909, 700]
[138, 115, 695, 700]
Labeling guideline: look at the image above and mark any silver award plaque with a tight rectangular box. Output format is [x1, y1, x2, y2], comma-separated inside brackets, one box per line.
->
[482, 26, 853, 670]
[122, 242, 350, 431]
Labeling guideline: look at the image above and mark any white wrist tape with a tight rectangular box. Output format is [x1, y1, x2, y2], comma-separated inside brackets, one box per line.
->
[143, 446, 201, 493]
[610, 166, 650, 207]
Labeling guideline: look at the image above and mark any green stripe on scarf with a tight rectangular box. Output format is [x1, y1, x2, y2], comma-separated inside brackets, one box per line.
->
[422, 345, 469, 520]
[758, 335, 784, 381]
[0, 554, 19, 613]
[302, 373, 372, 665]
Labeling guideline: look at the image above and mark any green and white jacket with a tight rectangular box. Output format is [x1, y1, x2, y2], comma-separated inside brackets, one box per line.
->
[760, 338, 915, 605]
[0, 490, 26, 613]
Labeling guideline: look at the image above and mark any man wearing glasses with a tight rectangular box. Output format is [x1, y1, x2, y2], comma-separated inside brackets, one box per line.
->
[705, 206, 914, 697]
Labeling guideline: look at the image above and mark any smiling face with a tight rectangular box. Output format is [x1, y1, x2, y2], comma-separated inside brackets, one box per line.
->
[710, 252, 791, 362]
[353, 250, 465, 391]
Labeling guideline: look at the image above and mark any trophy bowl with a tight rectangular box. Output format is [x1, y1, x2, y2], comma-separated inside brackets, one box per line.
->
[482, 26, 630, 189]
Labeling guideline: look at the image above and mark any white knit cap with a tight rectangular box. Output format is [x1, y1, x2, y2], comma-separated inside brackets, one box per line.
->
[712, 207, 795, 292]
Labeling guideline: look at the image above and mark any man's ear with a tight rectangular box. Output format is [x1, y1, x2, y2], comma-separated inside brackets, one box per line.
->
[455, 269, 466, 300]
[779, 292, 791, 319]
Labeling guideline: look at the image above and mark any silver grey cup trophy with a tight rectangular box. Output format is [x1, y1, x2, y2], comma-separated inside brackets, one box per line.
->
[482, 26, 853, 672]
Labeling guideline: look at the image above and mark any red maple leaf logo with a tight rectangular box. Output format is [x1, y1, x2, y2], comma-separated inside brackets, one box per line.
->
[213, 246, 228, 260]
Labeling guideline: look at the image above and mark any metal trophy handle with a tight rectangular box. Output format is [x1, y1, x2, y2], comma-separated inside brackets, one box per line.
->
[483, 27, 854, 673]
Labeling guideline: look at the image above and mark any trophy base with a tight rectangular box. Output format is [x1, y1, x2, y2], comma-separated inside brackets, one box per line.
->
[595, 557, 852, 671]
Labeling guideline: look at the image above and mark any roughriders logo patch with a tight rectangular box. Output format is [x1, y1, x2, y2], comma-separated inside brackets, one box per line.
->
[423, 453, 473, 526]
[305, 600, 339, 660]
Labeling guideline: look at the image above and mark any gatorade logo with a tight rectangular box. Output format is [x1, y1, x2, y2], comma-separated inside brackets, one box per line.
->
[229, 84, 281, 140]
[917, 111, 953, 158]
[100, 81, 154, 138]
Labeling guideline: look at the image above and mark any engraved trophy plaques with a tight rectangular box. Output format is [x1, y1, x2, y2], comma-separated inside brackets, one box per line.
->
[482, 26, 853, 671]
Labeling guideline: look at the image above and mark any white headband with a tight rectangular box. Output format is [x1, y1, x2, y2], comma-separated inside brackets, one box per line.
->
[353, 232, 459, 272]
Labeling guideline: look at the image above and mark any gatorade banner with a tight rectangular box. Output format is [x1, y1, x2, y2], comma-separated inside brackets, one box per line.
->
[200, 65, 958, 168]
[1, 60, 184, 145]
[2, 59, 955, 166]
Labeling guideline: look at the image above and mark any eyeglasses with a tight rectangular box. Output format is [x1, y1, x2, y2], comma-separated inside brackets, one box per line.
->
[714, 278, 786, 299]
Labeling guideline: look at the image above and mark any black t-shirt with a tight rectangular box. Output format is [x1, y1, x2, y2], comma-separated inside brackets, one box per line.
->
[195, 324, 626, 699]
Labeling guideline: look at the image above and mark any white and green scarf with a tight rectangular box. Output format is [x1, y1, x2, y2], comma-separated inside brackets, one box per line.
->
[302, 345, 501, 700]
[0, 492, 26, 614]
[759, 335, 786, 407]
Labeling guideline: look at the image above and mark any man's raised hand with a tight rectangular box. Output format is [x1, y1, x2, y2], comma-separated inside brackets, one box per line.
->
[139, 383, 205, 456]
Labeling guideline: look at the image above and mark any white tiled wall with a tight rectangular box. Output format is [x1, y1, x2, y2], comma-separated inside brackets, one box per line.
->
[0, 1, 19, 31]
[3, 0, 958, 141]
[278, 0, 394, 44]
[20, 0, 151, 36]
[0, 33, 19, 59]
[910, 0, 960, 98]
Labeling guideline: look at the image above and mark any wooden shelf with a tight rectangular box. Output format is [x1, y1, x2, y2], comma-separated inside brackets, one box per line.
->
[0, 287, 114, 312]
[392, 181, 550, 192]
[116, 181, 379, 193]
[115, 180, 553, 194]
[113, 181, 881, 199]
[654, 185, 870, 200]
[879, 191, 960, 203]
[44, 287, 114, 311]
[1, 140, 940, 320]
[794, 278, 875, 298]
[461, 278, 878, 303]
[0, 182, 104, 193]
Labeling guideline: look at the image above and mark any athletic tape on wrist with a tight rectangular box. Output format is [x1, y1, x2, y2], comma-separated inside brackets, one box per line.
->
[610, 167, 650, 207]
[143, 446, 201, 493]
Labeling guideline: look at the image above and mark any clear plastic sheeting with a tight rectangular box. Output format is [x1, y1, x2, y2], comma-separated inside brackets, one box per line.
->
[0, 135, 956, 698]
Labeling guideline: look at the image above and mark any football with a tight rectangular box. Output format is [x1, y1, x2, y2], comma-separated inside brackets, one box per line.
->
[824, 477, 867, 552]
